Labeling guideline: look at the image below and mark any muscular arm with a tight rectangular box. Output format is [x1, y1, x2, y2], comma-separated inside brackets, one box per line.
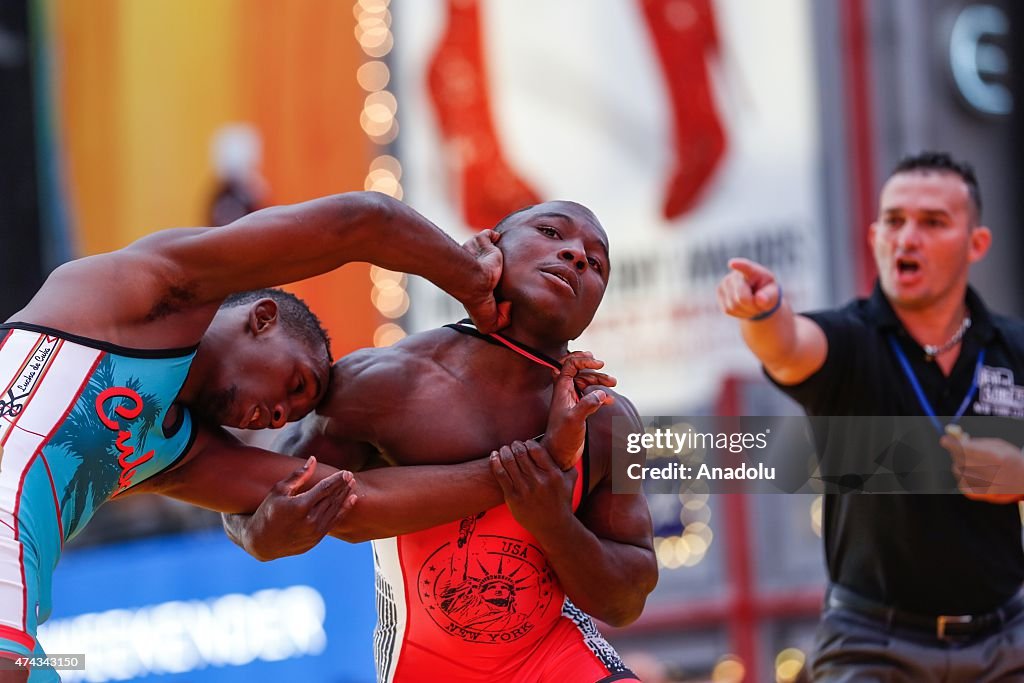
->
[514, 464, 656, 627]
[144, 192, 491, 308]
[208, 413, 507, 557]
[128, 421, 503, 558]
[129, 426, 342, 513]
[16, 192, 501, 340]
[317, 349, 609, 543]
[138, 423, 504, 531]
[550, 482, 656, 626]
[216, 418, 509, 555]
[717, 258, 827, 385]
[219, 349, 611, 559]
[740, 307, 828, 385]
[492, 396, 657, 627]
[339, 460, 502, 542]
[218, 453, 503, 560]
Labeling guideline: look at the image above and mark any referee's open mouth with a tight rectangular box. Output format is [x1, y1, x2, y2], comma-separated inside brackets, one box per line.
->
[895, 257, 921, 283]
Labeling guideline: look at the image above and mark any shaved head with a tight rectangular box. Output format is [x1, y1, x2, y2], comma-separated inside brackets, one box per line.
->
[494, 201, 608, 251]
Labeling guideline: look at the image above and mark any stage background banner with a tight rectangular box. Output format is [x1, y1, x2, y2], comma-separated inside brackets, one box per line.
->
[394, 0, 828, 413]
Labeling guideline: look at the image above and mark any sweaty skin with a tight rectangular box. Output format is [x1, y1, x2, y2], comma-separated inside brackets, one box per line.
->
[225, 201, 658, 627]
[0, 191, 509, 681]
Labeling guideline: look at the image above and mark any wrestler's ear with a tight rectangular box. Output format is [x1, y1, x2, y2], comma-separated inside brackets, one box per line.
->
[249, 298, 280, 335]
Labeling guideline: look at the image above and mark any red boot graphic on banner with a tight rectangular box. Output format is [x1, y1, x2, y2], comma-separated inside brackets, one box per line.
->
[640, 0, 728, 219]
[427, 0, 542, 231]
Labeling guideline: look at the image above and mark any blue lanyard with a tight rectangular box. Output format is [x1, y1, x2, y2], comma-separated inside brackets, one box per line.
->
[887, 335, 985, 433]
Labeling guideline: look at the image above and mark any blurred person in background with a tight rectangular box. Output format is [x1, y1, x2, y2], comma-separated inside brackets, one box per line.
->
[220, 201, 658, 683]
[207, 124, 268, 227]
[0, 190, 508, 680]
[718, 152, 1024, 681]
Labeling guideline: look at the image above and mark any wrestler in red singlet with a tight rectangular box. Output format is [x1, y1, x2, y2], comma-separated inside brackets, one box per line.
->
[372, 325, 639, 683]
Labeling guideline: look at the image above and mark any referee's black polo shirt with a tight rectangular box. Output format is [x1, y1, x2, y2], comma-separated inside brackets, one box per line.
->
[772, 283, 1024, 615]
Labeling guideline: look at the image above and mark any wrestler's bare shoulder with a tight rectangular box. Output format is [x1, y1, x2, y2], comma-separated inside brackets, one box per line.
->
[580, 385, 642, 479]
[321, 328, 466, 408]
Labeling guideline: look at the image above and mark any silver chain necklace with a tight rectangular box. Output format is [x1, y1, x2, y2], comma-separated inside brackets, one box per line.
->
[923, 316, 971, 358]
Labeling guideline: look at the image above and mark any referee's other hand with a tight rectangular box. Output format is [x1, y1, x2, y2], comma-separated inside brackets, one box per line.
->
[940, 433, 1024, 504]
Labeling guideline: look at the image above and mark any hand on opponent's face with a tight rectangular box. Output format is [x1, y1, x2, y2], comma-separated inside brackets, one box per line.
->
[459, 229, 511, 333]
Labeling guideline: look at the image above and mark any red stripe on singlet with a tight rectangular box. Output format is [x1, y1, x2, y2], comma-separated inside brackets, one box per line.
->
[11, 350, 105, 627]
[40, 455, 64, 549]
[13, 453, 35, 631]
[571, 456, 584, 509]
[0, 623, 34, 652]
[486, 333, 560, 372]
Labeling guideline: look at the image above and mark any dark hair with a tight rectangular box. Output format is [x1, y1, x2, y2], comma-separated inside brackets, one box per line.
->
[891, 151, 982, 222]
[220, 288, 332, 359]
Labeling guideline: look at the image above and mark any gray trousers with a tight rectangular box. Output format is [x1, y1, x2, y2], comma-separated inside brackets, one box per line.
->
[810, 604, 1024, 682]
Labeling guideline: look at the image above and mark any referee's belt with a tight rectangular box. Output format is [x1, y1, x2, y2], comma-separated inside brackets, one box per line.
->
[826, 584, 1024, 641]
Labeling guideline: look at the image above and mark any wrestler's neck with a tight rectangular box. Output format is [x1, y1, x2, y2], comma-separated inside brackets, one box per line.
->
[498, 320, 570, 361]
[175, 349, 211, 404]
[175, 328, 229, 404]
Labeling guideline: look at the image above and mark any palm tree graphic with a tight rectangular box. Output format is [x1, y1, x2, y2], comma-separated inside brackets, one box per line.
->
[51, 358, 162, 539]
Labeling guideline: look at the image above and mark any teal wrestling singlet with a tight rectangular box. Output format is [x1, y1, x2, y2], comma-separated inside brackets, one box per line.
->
[0, 323, 198, 672]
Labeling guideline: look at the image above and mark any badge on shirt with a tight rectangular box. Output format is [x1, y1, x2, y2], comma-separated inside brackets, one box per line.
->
[974, 366, 1024, 418]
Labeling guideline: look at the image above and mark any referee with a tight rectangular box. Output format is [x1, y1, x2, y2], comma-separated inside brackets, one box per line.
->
[718, 152, 1024, 681]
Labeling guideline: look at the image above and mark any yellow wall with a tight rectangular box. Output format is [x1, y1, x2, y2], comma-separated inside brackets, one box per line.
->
[119, 0, 243, 237]
[52, 0, 377, 356]
[56, 0, 124, 255]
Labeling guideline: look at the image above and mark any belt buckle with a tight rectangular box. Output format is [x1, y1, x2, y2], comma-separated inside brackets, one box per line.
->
[936, 614, 973, 640]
